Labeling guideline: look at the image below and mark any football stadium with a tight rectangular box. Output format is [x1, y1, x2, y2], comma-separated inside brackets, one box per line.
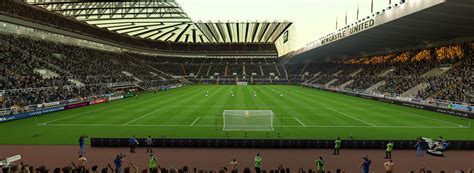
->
[0, 0, 473, 172]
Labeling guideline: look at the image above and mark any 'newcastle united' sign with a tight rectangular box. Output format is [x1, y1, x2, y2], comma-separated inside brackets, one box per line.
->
[320, 19, 375, 45]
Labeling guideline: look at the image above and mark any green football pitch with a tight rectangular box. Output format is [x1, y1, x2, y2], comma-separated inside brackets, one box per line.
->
[1, 85, 472, 145]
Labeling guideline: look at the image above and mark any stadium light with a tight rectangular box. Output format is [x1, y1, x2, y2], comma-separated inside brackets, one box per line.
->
[400, 0, 406, 4]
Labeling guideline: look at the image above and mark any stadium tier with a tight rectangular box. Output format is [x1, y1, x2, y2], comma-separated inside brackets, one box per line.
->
[1, 33, 472, 112]
[0, 0, 473, 172]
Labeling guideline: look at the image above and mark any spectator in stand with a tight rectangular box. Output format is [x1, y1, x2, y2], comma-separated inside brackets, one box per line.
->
[384, 160, 394, 173]
[91, 165, 98, 173]
[315, 156, 324, 173]
[101, 163, 114, 173]
[254, 153, 262, 173]
[148, 154, 158, 173]
[77, 155, 87, 173]
[359, 156, 371, 173]
[124, 162, 139, 173]
[229, 159, 238, 173]
[114, 154, 125, 173]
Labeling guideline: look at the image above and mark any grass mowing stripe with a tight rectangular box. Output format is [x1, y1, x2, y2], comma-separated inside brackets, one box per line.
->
[1, 85, 473, 144]
[306, 86, 468, 126]
[266, 86, 370, 124]
[118, 86, 206, 125]
[39, 123, 462, 129]
[41, 96, 141, 124]
[379, 106, 462, 127]
[292, 86, 421, 126]
[302, 86, 465, 126]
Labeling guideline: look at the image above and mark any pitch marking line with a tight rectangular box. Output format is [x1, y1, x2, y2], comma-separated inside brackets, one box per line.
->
[42, 111, 92, 125]
[325, 107, 377, 127]
[199, 117, 297, 119]
[121, 106, 168, 126]
[42, 100, 131, 124]
[294, 117, 306, 127]
[190, 117, 200, 126]
[37, 123, 467, 129]
[384, 107, 463, 127]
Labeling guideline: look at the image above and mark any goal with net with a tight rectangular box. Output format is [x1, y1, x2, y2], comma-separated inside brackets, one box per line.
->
[222, 110, 274, 131]
[236, 82, 248, 86]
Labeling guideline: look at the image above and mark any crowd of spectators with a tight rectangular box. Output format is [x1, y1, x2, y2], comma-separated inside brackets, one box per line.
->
[1, 158, 472, 173]
[1, 30, 472, 112]
[345, 76, 384, 91]
[0, 34, 180, 110]
[0, 30, 290, 109]
[293, 43, 473, 104]
[418, 57, 473, 103]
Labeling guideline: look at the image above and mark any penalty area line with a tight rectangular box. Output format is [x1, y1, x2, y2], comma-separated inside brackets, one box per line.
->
[294, 117, 306, 127]
[121, 106, 168, 126]
[326, 107, 377, 127]
[190, 117, 200, 126]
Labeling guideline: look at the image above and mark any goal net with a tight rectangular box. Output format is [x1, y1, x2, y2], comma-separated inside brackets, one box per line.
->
[236, 82, 248, 86]
[223, 110, 274, 131]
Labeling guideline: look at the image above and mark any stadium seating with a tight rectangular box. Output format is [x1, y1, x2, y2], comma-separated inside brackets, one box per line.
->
[294, 43, 473, 104]
[0, 0, 472, 113]
[0, 34, 179, 111]
[1, 32, 472, 115]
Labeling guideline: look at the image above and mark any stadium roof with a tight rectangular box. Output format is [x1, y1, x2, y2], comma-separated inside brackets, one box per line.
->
[27, 0, 291, 44]
[288, 0, 474, 63]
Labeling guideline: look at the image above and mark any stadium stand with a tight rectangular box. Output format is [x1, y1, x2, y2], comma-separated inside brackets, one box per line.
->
[297, 43, 473, 104]
[1, 31, 472, 115]
[0, 33, 180, 112]
[0, 0, 473, 172]
[0, 0, 277, 53]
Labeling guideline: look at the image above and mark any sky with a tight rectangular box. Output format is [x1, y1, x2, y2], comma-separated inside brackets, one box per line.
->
[177, 0, 393, 50]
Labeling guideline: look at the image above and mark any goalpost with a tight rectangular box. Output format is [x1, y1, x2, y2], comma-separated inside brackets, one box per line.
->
[222, 110, 274, 131]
